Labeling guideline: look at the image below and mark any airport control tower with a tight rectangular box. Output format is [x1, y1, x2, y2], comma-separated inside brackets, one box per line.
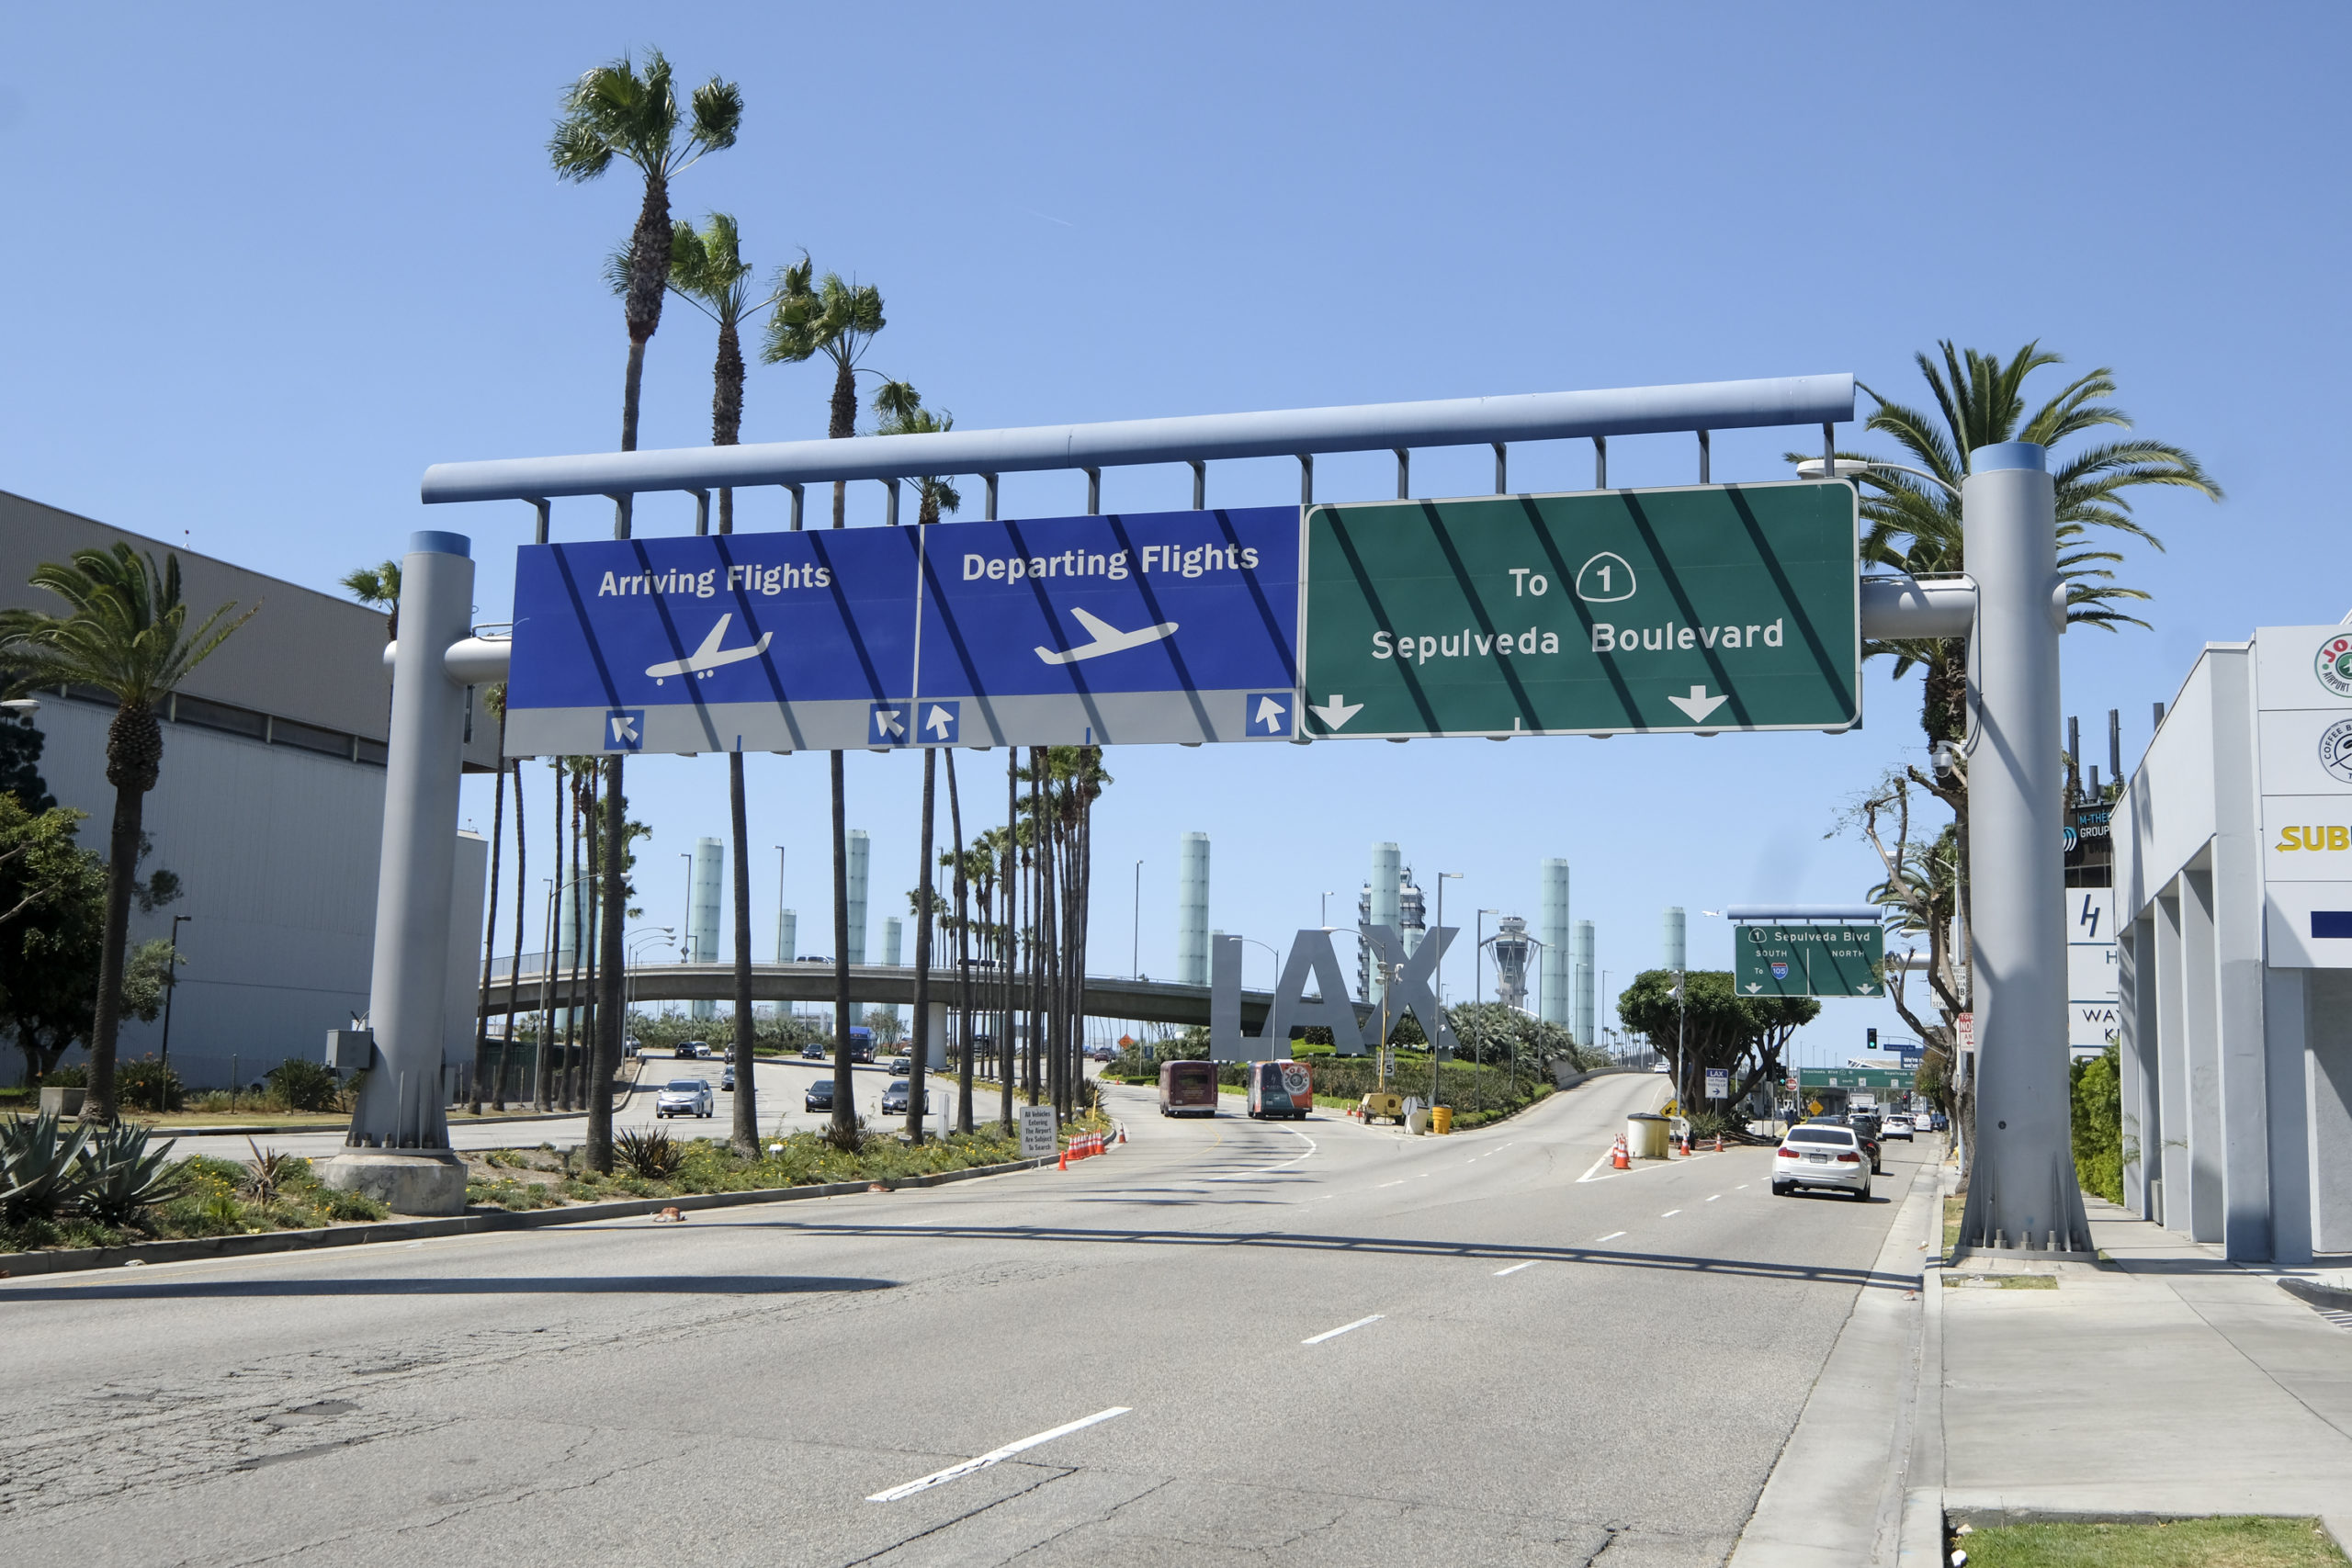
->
[1488, 915, 1532, 1011]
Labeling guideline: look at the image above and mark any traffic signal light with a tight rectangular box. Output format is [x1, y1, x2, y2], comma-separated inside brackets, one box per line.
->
[1867, 1027, 1879, 1049]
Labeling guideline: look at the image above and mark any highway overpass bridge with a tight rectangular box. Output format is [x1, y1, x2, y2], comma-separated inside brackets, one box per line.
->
[481, 960, 1300, 1032]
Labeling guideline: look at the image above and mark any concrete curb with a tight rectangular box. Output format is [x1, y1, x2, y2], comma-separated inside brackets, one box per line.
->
[1896, 1160, 1959, 1565]
[0, 1153, 1058, 1279]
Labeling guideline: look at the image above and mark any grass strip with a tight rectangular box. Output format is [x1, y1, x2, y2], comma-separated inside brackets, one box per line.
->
[1958, 1516, 2347, 1567]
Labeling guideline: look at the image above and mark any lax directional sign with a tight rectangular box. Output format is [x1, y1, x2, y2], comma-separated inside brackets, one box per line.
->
[504, 507, 1298, 755]
[1734, 922, 1886, 998]
[1298, 483, 1858, 739]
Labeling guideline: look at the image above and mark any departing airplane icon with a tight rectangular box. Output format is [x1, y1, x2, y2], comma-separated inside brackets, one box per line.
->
[1034, 606, 1179, 666]
[647, 614, 774, 684]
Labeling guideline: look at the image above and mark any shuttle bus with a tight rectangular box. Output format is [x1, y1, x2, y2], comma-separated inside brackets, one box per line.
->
[1158, 1059, 1218, 1117]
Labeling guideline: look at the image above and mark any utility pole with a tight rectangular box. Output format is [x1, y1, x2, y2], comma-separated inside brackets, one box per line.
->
[156, 914, 191, 1108]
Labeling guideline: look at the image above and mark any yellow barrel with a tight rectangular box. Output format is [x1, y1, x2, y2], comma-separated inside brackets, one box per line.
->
[1431, 1106, 1453, 1135]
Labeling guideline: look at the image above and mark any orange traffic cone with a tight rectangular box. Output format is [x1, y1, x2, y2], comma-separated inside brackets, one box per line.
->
[1057, 1146, 1069, 1171]
[1714, 1134, 1724, 1153]
[1611, 1136, 1631, 1171]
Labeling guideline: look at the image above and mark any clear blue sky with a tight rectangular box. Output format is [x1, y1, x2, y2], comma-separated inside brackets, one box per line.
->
[5, 4, 2343, 1066]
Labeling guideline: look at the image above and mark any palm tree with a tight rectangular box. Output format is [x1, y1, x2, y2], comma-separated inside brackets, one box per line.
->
[551, 50, 740, 1173]
[873, 379, 962, 524]
[1804, 342, 2220, 1129]
[0, 545, 252, 1122]
[549, 51, 742, 468]
[763, 261, 885, 1148]
[661, 211, 764, 1155]
[340, 560, 400, 640]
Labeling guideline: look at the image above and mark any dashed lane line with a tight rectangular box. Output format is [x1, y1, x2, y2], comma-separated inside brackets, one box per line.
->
[1597, 1231, 1627, 1243]
[1303, 1314, 1385, 1345]
[1493, 1261, 1540, 1276]
[1661, 1210, 1682, 1217]
[867, 1407, 1132, 1502]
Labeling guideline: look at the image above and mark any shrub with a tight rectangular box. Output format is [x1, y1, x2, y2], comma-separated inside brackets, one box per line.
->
[241, 1140, 306, 1204]
[116, 1055, 185, 1112]
[40, 1063, 88, 1088]
[76, 1123, 189, 1225]
[2071, 1042, 2124, 1204]
[265, 1058, 343, 1113]
[1, 1111, 95, 1222]
[323, 1189, 389, 1222]
[614, 1126, 684, 1179]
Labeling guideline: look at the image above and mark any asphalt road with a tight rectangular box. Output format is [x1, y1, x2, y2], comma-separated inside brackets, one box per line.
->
[1, 1073, 1930, 1566]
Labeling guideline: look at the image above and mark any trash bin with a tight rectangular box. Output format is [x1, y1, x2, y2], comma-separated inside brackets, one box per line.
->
[1625, 1111, 1669, 1159]
[1405, 1108, 1431, 1135]
[1431, 1106, 1453, 1135]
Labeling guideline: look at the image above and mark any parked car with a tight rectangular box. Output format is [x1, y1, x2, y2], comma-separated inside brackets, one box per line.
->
[802, 1042, 826, 1060]
[1651, 1059, 1670, 1073]
[655, 1078, 714, 1119]
[888, 1055, 911, 1076]
[804, 1078, 834, 1111]
[879, 1078, 910, 1115]
[1881, 1113, 1913, 1141]
[1772, 1123, 1871, 1201]
[720, 1064, 736, 1092]
[674, 1041, 712, 1060]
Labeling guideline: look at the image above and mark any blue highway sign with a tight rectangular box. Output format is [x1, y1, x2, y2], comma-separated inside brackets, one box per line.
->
[504, 507, 1299, 755]
[915, 507, 1299, 746]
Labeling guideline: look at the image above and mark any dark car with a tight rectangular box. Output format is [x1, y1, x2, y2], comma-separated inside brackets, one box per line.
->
[879, 1078, 910, 1115]
[804, 1078, 834, 1111]
[719, 1064, 736, 1092]
[1821, 1113, 1885, 1175]
[801, 1042, 826, 1060]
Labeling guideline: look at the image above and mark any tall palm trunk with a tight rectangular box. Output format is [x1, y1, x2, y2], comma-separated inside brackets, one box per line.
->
[564, 772, 585, 1111]
[85, 700, 162, 1124]
[1001, 750, 1017, 1131]
[909, 749, 936, 1144]
[728, 751, 758, 1155]
[537, 760, 560, 1111]
[948, 754, 976, 1134]
[495, 759, 526, 1111]
[828, 750, 855, 1147]
[471, 710, 509, 1115]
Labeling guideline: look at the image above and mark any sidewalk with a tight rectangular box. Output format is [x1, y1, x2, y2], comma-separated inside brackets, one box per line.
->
[1913, 1193, 2352, 1550]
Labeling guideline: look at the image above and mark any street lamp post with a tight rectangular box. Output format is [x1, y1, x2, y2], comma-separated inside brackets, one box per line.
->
[1133, 859, 1144, 978]
[1319, 890, 1337, 929]
[679, 852, 693, 963]
[156, 914, 191, 1108]
[1434, 873, 1461, 1116]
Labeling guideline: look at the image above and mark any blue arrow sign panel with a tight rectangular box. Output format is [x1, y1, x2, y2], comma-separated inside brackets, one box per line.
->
[916, 506, 1299, 745]
[506, 529, 921, 756]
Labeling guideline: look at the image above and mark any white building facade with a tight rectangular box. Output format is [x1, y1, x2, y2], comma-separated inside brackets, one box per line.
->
[2115, 624, 2352, 1262]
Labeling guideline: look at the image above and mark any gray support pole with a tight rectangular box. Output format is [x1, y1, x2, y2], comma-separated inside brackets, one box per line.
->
[1299, 454, 1314, 505]
[322, 532, 475, 1213]
[531, 500, 550, 545]
[1189, 459, 1205, 511]
[1493, 442, 1507, 494]
[1594, 436, 1607, 489]
[1824, 423, 1835, 471]
[1958, 441, 2090, 1254]
[1395, 448, 1409, 501]
[884, 479, 899, 528]
[787, 484, 804, 531]
[1084, 466, 1101, 514]
[984, 473, 999, 521]
[1698, 430, 1710, 484]
[692, 490, 709, 536]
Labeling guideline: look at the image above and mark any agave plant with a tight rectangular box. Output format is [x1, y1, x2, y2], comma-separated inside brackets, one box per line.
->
[1, 1111, 95, 1222]
[77, 1122, 187, 1225]
[614, 1126, 684, 1180]
[240, 1137, 304, 1205]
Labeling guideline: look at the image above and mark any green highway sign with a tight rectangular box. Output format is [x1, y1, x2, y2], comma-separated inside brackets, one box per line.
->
[1736, 922, 1886, 998]
[1298, 482, 1858, 739]
[1793, 1067, 1912, 1089]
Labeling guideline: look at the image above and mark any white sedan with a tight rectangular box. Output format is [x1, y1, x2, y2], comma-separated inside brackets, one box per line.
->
[1771, 1122, 1871, 1201]
[654, 1078, 714, 1119]
[1881, 1114, 1914, 1141]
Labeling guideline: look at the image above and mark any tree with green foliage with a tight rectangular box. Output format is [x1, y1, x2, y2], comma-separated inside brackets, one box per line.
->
[550, 48, 740, 1173]
[1615, 969, 1816, 1111]
[2070, 1041, 2124, 1204]
[763, 258, 886, 1148]
[0, 545, 248, 1122]
[338, 560, 400, 640]
[0, 711, 56, 811]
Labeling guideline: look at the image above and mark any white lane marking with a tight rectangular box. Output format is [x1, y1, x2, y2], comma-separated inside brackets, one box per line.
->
[867, 1407, 1131, 1502]
[1379, 1180, 1406, 1189]
[1661, 1210, 1681, 1217]
[1596, 1231, 1627, 1243]
[1493, 1261, 1539, 1276]
[1736, 1184, 1749, 1190]
[1706, 1194, 1721, 1201]
[1303, 1314, 1385, 1345]
[1205, 1127, 1318, 1182]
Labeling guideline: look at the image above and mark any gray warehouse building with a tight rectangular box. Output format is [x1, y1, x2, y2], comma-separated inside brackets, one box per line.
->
[1, 491, 495, 1089]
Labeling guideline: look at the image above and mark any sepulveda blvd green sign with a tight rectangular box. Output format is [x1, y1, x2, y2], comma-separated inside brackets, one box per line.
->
[1299, 481, 1858, 739]
[1735, 922, 1886, 998]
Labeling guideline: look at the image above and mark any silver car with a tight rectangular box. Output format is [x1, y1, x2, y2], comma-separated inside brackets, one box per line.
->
[655, 1078, 714, 1119]
[1880, 1114, 1914, 1141]
[1772, 1122, 1871, 1200]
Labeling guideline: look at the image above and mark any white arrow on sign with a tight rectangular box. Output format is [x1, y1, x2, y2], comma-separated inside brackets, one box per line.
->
[876, 708, 906, 739]
[1252, 694, 1286, 731]
[1745, 982, 1762, 994]
[1309, 694, 1364, 728]
[1667, 685, 1729, 723]
[922, 705, 955, 739]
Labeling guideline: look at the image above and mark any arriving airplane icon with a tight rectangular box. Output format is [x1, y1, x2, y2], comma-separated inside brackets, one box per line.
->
[647, 614, 774, 684]
[1034, 606, 1179, 666]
